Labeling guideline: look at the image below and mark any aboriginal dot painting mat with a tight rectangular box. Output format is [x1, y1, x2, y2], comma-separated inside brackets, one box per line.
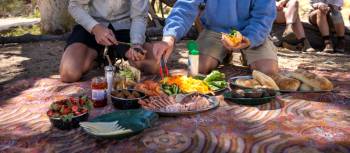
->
[0, 69, 349, 153]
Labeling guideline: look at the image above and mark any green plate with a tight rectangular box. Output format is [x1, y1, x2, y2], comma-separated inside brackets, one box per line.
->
[223, 92, 275, 106]
[81, 109, 158, 139]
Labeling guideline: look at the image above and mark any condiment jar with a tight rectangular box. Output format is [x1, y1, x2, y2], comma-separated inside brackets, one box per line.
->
[187, 40, 200, 76]
[91, 77, 107, 108]
[104, 66, 115, 94]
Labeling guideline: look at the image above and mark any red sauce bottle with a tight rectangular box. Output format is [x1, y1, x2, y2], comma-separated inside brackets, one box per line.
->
[91, 77, 107, 108]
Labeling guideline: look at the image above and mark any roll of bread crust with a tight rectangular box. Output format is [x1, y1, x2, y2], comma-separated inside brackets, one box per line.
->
[299, 83, 313, 91]
[252, 70, 280, 90]
[271, 74, 301, 91]
[235, 78, 261, 88]
[290, 69, 333, 91]
[222, 34, 239, 47]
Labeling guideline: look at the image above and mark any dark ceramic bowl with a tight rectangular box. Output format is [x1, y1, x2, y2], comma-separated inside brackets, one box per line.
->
[49, 112, 89, 130]
[111, 89, 146, 110]
[244, 89, 264, 98]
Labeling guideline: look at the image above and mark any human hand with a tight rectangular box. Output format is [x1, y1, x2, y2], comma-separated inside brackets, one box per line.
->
[126, 45, 147, 61]
[276, 0, 288, 11]
[318, 3, 330, 14]
[91, 24, 118, 46]
[221, 36, 251, 51]
[152, 36, 175, 63]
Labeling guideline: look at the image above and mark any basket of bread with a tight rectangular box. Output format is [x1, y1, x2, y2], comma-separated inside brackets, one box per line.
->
[229, 69, 334, 92]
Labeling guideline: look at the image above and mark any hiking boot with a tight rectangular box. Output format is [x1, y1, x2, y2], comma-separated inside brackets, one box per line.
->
[323, 40, 334, 53]
[335, 38, 345, 53]
[270, 35, 282, 47]
[282, 24, 295, 39]
[302, 39, 316, 52]
[282, 41, 302, 52]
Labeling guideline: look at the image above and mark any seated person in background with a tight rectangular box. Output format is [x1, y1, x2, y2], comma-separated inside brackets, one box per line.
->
[152, 0, 279, 75]
[275, 0, 315, 52]
[60, 0, 154, 83]
[308, 0, 345, 53]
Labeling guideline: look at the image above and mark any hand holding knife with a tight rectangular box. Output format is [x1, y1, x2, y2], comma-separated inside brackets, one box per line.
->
[159, 55, 169, 79]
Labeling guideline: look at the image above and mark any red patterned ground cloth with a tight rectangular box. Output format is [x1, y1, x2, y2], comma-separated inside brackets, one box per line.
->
[0, 70, 349, 152]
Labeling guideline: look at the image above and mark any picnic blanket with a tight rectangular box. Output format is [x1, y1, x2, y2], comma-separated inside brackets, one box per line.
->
[0, 70, 349, 153]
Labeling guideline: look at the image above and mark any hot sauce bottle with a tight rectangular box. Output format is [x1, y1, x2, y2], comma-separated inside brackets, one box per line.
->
[187, 40, 200, 76]
[91, 77, 107, 107]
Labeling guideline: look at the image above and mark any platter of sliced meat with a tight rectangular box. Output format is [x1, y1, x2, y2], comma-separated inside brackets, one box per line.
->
[139, 93, 219, 116]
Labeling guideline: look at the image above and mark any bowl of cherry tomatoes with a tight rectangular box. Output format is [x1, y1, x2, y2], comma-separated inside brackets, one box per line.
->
[47, 96, 93, 130]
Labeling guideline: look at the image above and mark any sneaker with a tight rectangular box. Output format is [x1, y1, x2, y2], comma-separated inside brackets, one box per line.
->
[302, 39, 316, 52]
[335, 39, 345, 53]
[323, 40, 334, 53]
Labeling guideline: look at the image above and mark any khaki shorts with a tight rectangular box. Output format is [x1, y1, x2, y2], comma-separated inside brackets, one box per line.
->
[196, 29, 278, 65]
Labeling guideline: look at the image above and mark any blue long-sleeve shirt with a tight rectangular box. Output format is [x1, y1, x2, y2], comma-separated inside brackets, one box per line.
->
[163, 0, 276, 48]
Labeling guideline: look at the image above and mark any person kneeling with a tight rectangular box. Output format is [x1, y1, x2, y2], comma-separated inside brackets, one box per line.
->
[60, 0, 154, 83]
[152, 0, 279, 75]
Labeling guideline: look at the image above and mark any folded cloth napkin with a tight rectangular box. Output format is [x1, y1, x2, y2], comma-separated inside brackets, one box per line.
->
[80, 121, 132, 136]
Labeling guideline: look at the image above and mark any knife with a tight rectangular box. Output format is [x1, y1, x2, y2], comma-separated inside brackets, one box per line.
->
[114, 41, 145, 55]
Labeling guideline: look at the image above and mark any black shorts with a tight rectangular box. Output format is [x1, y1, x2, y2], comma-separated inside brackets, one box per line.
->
[65, 25, 130, 65]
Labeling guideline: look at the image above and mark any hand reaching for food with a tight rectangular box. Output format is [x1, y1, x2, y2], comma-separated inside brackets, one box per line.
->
[221, 30, 251, 51]
[91, 24, 118, 46]
[126, 45, 146, 61]
[152, 36, 175, 64]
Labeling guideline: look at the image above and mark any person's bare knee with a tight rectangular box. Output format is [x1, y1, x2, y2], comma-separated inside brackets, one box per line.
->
[60, 43, 88, 82]
[250, 59, 279, 75]
[199, 55, 219, 74]
[82, 48, 98, 73]
[60, 70, 83, 83]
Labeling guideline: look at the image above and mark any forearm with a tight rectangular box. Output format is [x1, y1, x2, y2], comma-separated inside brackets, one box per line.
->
[130, 0, 149, 44]
[68, 0, 98, 33]
[163, 0, 203, 41]
[130, 19, 147, 45]
[242, 0, 276, 47]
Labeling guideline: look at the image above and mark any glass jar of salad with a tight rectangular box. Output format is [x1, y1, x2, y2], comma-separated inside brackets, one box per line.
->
[91, 77, 107, 107]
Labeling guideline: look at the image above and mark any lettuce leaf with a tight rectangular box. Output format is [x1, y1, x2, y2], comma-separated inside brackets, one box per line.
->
[207, 81, 227, 90]
[204, 71, 227, 90]
[204, 70, 225, 82]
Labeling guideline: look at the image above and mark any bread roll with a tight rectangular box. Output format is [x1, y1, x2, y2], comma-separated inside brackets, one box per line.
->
[222, 32, 243, 47]
[299, 83, 313, 91]
[290, 69, 333, 91]
[271, 74, 301, 91]
[235, 78, 261, 88]
[252, 70, 280, 90]
[222, 34, 238, 47]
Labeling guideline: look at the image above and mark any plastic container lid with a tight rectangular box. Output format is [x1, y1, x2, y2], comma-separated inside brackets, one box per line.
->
[187, 40, 200, 55]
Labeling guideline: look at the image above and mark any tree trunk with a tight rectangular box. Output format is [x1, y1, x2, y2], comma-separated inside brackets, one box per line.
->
[38, 0, 74, 35]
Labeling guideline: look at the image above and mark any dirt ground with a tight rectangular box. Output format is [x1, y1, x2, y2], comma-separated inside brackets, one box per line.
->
[0, 40, 350, 88]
